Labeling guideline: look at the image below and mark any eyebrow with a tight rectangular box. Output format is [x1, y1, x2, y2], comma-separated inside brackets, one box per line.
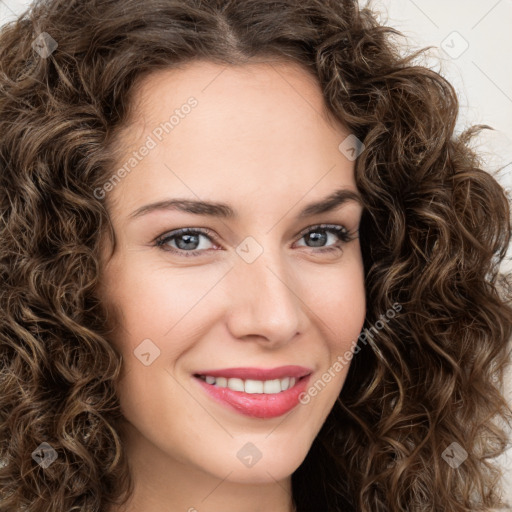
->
[128, 187, 363, 220]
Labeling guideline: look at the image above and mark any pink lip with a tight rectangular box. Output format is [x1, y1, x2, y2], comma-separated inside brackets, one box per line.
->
[193, 373, 312, 419]
[193, 365, 313, 380]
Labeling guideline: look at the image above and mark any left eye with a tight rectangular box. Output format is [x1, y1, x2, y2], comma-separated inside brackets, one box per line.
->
[155, 224, 354, 257]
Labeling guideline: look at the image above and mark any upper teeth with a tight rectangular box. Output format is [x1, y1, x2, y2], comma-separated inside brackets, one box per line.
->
[200, 376, 297, 393]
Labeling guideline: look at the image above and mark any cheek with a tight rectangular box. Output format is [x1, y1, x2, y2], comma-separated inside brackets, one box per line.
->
[300, 254, 366, 399]
[106, 266, 201, 442]
[301, 248, 366, 343]
[330, 270, 366, 375]
[104, 260, 217, 351]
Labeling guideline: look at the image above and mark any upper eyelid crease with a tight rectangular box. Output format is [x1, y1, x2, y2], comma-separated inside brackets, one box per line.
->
[129, 188, 363, 220]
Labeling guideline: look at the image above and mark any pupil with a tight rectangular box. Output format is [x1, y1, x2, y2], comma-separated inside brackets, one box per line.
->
[177, 234, 199, 250]
[307, 231, 326, 247]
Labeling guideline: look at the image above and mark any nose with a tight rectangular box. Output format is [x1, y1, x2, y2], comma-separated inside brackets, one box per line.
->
[225, 249, 308, 348]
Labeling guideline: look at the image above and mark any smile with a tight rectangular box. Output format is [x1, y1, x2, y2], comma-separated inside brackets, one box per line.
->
[196, 375, 298, 393]
[192, 368, 312, 419]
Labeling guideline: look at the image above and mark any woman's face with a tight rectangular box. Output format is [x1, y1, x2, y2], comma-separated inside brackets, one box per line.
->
[98, 60, 366, 486]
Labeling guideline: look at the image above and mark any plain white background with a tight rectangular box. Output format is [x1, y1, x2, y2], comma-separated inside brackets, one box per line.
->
[1, 0, 511, 505]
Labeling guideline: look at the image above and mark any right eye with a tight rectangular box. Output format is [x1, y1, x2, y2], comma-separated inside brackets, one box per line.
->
[155, 228, 218, 257]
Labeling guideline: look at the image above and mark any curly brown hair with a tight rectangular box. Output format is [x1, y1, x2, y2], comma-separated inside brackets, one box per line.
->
[1, 0, 511, 510]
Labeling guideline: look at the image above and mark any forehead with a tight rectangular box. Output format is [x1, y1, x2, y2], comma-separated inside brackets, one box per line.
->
[118, 59, 346, 149]
[105, 60, 356, 221]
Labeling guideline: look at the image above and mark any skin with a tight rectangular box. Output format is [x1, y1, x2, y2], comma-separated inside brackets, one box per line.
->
[98, 59, 366, 512]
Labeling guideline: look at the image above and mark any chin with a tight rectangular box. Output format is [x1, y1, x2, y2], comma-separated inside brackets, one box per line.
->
[200, 445, 309, 484]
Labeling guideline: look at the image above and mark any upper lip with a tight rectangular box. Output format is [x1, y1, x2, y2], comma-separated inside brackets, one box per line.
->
[193, 365, 313, 380]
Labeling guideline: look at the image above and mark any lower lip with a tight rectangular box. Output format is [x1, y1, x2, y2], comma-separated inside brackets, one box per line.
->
[193, 374, 311, 419]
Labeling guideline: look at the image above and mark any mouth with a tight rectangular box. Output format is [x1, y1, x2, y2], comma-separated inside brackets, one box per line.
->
[192, 367, 313, 419]
[193, 373, 310, 394]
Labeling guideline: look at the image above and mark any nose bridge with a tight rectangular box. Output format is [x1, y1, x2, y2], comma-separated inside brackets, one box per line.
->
[225, 238, 305, 343]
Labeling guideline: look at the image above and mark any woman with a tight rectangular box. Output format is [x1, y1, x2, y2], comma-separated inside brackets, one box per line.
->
[0, 0, 511, 511]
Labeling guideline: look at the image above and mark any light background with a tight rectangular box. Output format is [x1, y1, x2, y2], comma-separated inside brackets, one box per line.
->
[1, 0, 511, 505]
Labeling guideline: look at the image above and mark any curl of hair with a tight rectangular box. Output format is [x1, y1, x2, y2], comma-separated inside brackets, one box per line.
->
[1, 0, 511, 510]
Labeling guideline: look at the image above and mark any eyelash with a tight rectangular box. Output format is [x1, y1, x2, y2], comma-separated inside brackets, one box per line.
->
[154, 223, 356, 258]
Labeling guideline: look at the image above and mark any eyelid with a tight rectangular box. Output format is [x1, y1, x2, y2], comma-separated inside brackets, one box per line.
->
[295, 223, 344, 239]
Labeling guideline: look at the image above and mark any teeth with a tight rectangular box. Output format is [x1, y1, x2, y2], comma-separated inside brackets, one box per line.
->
[244, 379, 263, 393]
[227, 378, 244, 392]
[199, 375, 298, 393]
[263, 379, 281, 394]
[215, 377, 227, 388]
